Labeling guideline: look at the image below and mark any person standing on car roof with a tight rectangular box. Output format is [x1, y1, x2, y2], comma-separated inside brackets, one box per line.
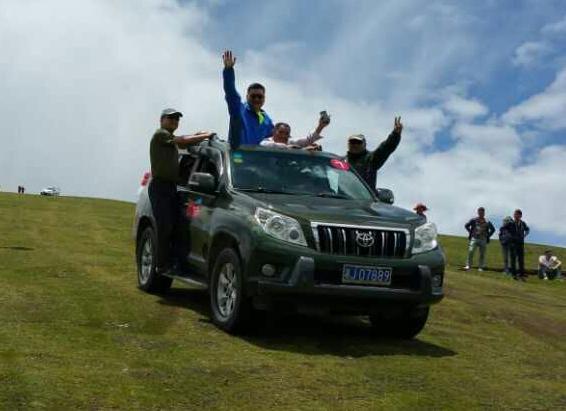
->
[222, 50, 274, 149]
[345, 117, 403, 191]
[149, 108, 214, 275]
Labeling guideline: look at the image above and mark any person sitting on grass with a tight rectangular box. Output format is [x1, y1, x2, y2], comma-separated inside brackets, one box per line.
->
[538, 250, 562, 280]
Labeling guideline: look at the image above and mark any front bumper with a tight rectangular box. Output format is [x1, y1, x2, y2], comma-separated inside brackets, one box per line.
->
[244, 237, 445, 313]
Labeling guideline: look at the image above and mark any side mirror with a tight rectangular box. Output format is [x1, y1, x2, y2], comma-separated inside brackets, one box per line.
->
[376, 188, 394, 204]
[189, 172, 216, 194]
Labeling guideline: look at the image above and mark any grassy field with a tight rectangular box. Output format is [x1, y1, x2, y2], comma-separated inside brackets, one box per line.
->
[1, 192, 565, 410]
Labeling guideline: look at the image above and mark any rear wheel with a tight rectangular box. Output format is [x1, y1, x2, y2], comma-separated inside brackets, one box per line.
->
[369, 306, 430, 339]
[209, 248, 253, 333]
[136, 226, 172, 293]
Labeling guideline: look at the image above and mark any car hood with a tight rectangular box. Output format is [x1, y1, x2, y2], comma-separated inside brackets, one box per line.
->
[243, 193, 423, 227]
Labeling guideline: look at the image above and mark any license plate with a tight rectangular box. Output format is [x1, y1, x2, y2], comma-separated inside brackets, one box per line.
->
[342, 265, 392, 286]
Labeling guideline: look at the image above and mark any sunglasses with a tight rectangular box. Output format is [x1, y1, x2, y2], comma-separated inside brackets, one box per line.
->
[165, 115, 181, 121]
[249, 93, 265, 100]
[348, 140, 364, 145]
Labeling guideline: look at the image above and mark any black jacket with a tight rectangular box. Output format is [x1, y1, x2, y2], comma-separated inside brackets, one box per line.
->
[502, 220, 530, 245]
[345, 131, 401, 191]
[464, 217, 496, 243]
[498, 225, 513, 246]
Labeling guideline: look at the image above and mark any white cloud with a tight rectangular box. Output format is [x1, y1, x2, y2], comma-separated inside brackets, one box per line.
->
[0, 0, 565, 246]
[512, 41, 553, 67]
[502, 67, 566, 129]
[443, 95, 489, 120]
[541, 15, 566, 35]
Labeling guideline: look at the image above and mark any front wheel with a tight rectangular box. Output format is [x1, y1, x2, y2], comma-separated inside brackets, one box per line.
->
[136, 226, 172, 293]
[209, 248, 253, 333]
[369, 306, 430, 339]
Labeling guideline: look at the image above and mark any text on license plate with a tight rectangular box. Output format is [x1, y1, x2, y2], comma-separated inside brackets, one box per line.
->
[342, 265, 392, 285]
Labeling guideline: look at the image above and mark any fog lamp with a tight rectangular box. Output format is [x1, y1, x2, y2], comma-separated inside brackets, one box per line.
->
[261, 264, 276, 277]
[432, 274, 443, 288]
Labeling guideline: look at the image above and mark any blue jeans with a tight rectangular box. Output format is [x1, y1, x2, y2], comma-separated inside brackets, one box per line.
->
[467, 238, 487, 268]
[538, 266, 562, 279]
[501, 243, 511, 273]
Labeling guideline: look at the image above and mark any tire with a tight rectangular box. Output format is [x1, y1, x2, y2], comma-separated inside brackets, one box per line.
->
[369, 306, 430, 339]
[136, 226, 172, 293]
[209, 247, 253, 333]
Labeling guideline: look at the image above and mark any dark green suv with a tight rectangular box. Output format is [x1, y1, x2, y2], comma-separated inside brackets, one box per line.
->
[133, 138, 444, 338]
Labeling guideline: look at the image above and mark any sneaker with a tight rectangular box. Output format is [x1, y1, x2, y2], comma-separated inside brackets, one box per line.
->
[478, 268, 485, 272]
[543, 276, 548, 281]
[464, 265, 470, 271]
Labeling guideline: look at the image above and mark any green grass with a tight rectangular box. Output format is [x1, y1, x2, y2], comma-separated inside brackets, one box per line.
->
[1, 192, 565, 410]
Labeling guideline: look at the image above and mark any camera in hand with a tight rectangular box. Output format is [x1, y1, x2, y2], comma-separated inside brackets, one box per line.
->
[320, 110, 331, 125]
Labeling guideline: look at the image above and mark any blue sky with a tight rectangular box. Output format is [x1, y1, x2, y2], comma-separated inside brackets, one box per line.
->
[1, 0, 565, 246]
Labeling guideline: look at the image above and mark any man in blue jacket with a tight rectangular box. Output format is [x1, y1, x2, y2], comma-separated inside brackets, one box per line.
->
[222, 50, 274, 148]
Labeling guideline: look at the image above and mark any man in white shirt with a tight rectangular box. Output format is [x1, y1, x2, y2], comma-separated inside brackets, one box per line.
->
[538, 250, 562, 280]
[260, 113, 329, 150]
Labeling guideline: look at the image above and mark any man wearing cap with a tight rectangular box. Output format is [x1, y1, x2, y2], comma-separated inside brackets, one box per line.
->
[149, 108, 214, 274]
[345, 117, 403, 191]
[538, 250, 562, 280]
[222, 50, 274, 148]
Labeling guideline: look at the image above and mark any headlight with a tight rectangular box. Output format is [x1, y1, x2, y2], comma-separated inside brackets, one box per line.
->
[254, 207, 307, 247]
[412, 222, 438, 254]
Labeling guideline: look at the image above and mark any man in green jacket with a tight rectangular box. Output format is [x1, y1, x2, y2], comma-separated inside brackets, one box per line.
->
[345, 117, 403, 192]
[149, 108, 214, 274]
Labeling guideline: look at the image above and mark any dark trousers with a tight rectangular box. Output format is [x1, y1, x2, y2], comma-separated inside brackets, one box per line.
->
[509, 242, 525, 278]
[148, 179, 188, 271]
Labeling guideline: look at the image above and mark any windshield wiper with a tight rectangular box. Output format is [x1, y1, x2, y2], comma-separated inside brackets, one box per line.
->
[316, 192, 349, 199]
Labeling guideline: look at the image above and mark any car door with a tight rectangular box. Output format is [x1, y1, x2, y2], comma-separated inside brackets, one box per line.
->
[183, 147, 223, 276]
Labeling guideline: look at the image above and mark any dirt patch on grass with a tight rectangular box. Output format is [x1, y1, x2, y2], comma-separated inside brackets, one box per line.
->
[497, 309, 566, 342]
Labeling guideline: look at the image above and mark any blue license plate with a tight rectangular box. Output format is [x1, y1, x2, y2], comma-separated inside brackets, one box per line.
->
[342, 265, 392, 286]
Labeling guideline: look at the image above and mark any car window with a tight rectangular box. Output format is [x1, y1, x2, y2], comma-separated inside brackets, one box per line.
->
[230, 150, 374, 200]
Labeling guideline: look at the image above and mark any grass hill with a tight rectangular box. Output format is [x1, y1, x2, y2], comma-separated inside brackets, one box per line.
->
[1, 193, 565, 410]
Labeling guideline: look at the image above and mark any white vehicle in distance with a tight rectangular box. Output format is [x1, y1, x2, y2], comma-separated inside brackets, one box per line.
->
[40, 186, 61, 196]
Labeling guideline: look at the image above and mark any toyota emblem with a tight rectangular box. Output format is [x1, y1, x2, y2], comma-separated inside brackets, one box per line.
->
[355, 231, 374, 247]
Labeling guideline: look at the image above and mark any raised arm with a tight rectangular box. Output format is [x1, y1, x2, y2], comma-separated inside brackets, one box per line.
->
[289, 113, 329, 147]
[370, 117, 402, 170]
[222, 50, 242, 116]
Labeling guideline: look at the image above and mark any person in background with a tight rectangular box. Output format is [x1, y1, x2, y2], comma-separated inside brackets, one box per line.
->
[538, 250, 562, 280]
[413, 203, 428, 221]
[464, 207, 496, 271]
[504, 209, 530, 281]
[499, 216, 513, 275]
[345, 117, 403, 192]
[149, 108, 214, 275]
[222, 50, 274, 149]
[260, 112, 330, 150]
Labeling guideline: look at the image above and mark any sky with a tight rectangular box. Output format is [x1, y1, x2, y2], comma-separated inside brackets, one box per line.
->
[1, 0, 565, 246]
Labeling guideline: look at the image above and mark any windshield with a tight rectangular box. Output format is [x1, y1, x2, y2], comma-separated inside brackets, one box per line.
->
[230, 150, 374, 200]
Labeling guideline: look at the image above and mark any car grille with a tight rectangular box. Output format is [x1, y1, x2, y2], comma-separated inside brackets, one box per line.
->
[313, 224, 407, 258]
